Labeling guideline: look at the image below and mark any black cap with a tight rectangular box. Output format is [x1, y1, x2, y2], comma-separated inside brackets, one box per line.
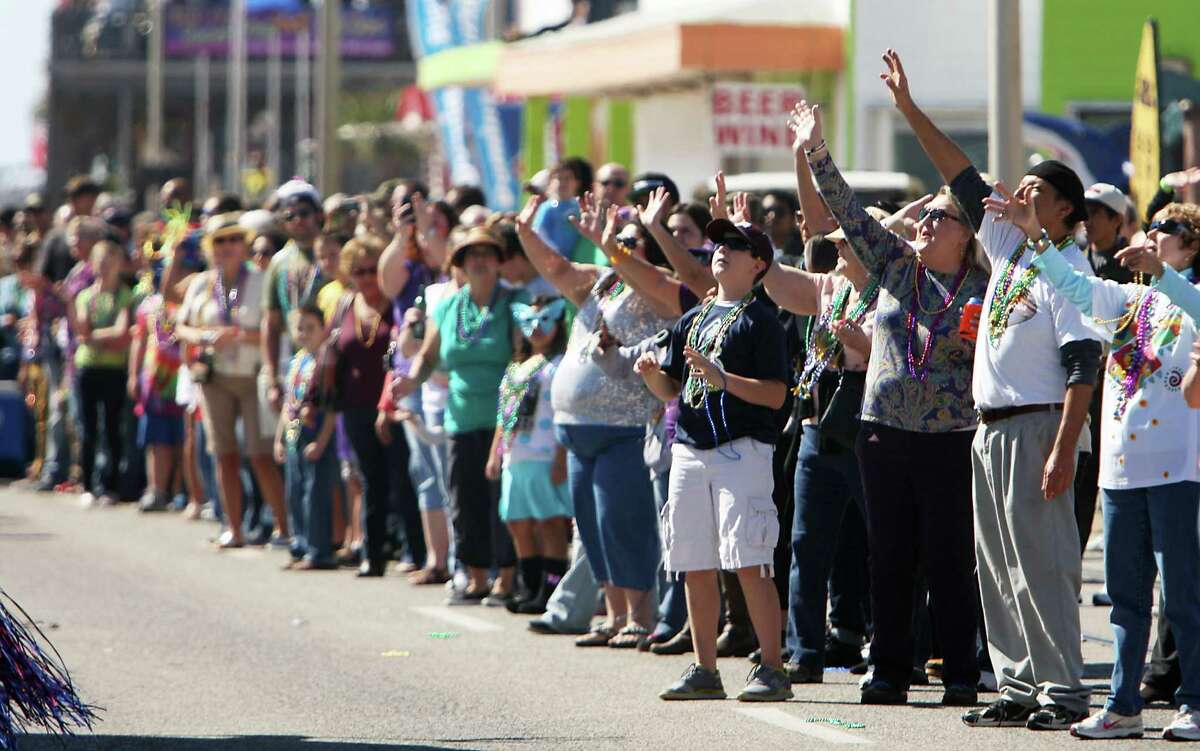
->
[705, 219, 774, 267]
[629, 172, 680, 204]
[1025, 159, 1087, 225]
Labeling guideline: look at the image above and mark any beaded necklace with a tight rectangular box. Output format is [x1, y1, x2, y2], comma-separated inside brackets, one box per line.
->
[497, 354, 551, 446]
[455, 284, 500, 344]
[796, 277, 880, 397]
[906, 260, 970, 383]
[986, 237, 1070, 343]
[212, 265, 248, 326]
[284, 350, 315, 445]
[1108, 289, 1159, 420]
[355, 298, 382, 348]
[605, 278, 627, 303]
[682, 292, 755, 461]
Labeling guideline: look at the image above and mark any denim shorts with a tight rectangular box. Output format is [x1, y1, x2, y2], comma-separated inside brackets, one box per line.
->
[138, 412, 184, 447]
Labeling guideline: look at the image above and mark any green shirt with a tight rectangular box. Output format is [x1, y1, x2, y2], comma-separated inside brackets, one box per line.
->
[75, 285, 133, 370]
[262, 241, 331, 331]
[433, 284, 529, 434]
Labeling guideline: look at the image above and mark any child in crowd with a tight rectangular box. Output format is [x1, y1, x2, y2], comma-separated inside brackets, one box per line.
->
[275, 303, 338, 570]
[74, 241, 133, 508]
[636, 220, 792, 702]
[484, 296, 572, 615]
[128, 267, 185, 512]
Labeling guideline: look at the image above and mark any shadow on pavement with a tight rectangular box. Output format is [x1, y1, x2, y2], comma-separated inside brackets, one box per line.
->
[17, 736, 484, 751]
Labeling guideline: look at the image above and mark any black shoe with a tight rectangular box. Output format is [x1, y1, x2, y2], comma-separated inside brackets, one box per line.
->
[1140, 681, 1177, 706]
[860, 678, 907, 705]
[942, 683, 978, 706]
[1026, 704, 1088, 731]
[716, 627, 757, 658]
[824, 634, 865, 669]
[962, 698, 1036, 727]
[651, 627, 693, 656]
[784, 662, 824, 684]
[849, 660, 869, 675]
[356, 561, 385, 578]
[910, 666, 930, 686]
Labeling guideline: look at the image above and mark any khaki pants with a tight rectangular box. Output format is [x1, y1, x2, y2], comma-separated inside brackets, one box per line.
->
[972, 410, 1090, 713]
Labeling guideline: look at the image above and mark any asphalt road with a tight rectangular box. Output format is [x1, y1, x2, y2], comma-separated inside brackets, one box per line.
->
[0, 484, 1176, 750]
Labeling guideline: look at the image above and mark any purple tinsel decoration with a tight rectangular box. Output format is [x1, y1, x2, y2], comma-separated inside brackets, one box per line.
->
[0, 589, 98, 750]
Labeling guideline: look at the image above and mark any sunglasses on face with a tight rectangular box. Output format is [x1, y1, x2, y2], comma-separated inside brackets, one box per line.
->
[600, 179, 628, 189]
[285, 207, 315, 222]
[212, 235, 243, 247]
[352, 265, 378, 277]
[616, 234, 640, 250]
[1150, 219, 1197, 240]
[917, 207, 963, 225]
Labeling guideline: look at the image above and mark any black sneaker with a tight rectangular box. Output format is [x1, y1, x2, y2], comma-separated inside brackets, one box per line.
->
[860, 678, 907, 705]
[962, 698, 1036, 727]
[824, 634, 865, 669]
[783, 662, 824, 684]
[1026, 704, 1088, 731]
[941, 683, 978, 707]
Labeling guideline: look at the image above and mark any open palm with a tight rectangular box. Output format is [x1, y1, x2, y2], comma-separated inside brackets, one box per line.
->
[787, 101, 823, 153]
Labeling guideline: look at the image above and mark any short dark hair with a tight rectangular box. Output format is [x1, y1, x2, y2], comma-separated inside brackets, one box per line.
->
[556, 157, 594, 199]
[528, 294, 569, 358]
[669, 202, 713, 236]
[448, 184, 487, 212]
[763, 190, 799, 214]
[298, 302, 325, 326]
[203, 193, 243, 216]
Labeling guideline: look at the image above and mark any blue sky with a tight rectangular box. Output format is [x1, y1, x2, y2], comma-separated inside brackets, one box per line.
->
[0, 2, 51, 169]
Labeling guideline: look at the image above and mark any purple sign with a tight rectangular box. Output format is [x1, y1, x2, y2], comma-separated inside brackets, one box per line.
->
[164, 5, 395, 58]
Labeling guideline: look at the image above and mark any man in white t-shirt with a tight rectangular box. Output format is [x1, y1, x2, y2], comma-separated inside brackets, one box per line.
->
[882, 49, 1103, 731]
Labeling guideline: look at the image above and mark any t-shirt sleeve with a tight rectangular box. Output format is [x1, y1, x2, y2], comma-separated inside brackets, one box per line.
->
[262, 256, 282, 311]
[179, 273, 205, 325]
[660, 313, 690, 383]
[431, 290, 454, 330]
[749, 313, 789, 382]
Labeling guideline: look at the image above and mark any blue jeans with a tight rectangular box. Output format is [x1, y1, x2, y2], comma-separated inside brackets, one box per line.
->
[556, 424, 657, 592]
[39, 339, 71, 484]
[284, 433, 339, 565]
[1102, 481, 1200, 716]
[538, 535, 601, 634]
[403, 396, 447, 512]
[786, 425, 868, 669]
[653, 468, 687, 634]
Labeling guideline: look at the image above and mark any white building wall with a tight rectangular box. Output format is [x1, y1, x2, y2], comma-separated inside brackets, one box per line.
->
[851, 0, 1043, 170]
[632, 88, 721, 199]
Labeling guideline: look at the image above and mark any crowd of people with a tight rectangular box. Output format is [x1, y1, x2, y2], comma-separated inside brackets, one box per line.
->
[7, 50, 1200, 740]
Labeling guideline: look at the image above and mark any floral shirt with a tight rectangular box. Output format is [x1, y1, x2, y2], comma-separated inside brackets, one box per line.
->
[134, 294, 183, 417]
[811, 153, 988, 433]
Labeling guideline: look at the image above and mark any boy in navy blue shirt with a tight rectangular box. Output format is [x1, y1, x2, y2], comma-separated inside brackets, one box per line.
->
[637, 219, 791, 701]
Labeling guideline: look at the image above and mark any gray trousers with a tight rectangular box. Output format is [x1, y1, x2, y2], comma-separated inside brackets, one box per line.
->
[973, 410, 1090, 713]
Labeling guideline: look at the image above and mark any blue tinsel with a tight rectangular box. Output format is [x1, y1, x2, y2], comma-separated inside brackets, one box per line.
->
[0, 588, 98, 750]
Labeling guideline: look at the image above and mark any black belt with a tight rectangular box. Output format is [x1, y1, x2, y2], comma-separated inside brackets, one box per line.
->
[978, 403, 1062, 425]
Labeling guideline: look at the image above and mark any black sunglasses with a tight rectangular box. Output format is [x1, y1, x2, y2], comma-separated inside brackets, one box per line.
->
[600, 179, 628, 189]
[1150, 219, 1197, 239]
[285, 207, 315, 222]
[616, 234, 640, 249]
[917, 207, 963, 225]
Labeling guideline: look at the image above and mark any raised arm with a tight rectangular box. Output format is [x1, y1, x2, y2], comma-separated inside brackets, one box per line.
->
[882, 50, 973, 190]
[378, 216, 414, 300]
[515, 195, 599, 308]
[1118, 243, 1200, 323]
[761, 262, 824, 317]
[579, 203, 687, 318]
[640, 186, 715, 295]
[790, 101, 908, 276]
[788, 109, 837, 237]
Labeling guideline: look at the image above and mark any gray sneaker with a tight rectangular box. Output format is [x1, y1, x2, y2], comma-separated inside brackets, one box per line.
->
[737, 664, 794, 702]
[139, 492, 170, 513]
[659, 664, 727, 701]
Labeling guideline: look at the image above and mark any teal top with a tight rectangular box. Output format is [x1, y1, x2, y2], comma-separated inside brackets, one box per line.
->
[433, 284, 529, 434]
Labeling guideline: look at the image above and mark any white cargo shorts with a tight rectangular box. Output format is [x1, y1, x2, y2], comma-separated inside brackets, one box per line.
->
[660, 436, 779, 573]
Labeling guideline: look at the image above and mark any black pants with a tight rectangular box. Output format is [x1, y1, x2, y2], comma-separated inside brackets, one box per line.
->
[856, 423, 980, 688]
[1144, 609, 1181, 695]
[1073, 379, 1103, 554]
[447, 429, 512, 570]
[342, 407, 423, 567]
[78, 367, 126, 495]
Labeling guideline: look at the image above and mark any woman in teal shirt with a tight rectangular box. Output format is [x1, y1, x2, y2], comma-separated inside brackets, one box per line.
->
[395, 226, 528, 604]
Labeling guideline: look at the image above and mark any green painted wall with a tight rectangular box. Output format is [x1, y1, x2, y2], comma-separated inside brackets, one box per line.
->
[522, 96, 549, 182]
[1041, 0, 1200, 115]
[606, 99, 634, 171]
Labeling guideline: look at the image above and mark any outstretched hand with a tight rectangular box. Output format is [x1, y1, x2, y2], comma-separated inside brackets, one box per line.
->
[516, 194, 544, 232]
[639, 186, 672, 228]
[880, 48, 914, 111]
[730, 193, 752, 225]
[569, 191, 607, 247]
[983, 181, 1041, 241]
[787, 100, 823, 154]
[1115, 243, 1165, 278]
[709, 171, 729, 221]
[1162, 166, 1200, 191]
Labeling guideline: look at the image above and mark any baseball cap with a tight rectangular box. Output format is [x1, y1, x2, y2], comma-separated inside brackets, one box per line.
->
[275, 178, 322, 209]
[524, 169, 551, 196]
[705, 219, 774, 267]
[1084, 183, 1126, 217]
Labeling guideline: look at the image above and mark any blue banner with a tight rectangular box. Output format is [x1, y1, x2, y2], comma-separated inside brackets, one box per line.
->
[464, 88, 521, 211]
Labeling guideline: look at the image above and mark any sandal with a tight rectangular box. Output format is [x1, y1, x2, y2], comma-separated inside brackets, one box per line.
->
[575, 625, 617, 647]
[408, 567, 451, 586]
[608, 624, 652, 649]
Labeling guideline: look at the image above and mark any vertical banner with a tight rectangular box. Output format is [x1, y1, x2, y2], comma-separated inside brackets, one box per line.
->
[433, 87, 482, 187]
[464, 88, 521, 211]
[1130, 19, 1161, 221]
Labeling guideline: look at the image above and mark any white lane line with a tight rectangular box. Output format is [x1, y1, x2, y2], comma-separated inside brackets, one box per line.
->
[410, 606, 503, 633]
[733, 707, 873, 745]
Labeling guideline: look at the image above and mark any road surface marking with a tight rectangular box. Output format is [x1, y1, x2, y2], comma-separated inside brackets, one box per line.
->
[410, 606, 502, 632]
[733, 707, 873, 745]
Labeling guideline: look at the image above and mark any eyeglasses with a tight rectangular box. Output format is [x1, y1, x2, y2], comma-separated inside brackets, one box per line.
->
[917, 207, 963, 225]
[615, 235, 640, 250]
[599, 179, 628, 189]
[352, 265, 378, 277]
[285, 207, 315, 222]
[1150, 219, 1197, 240]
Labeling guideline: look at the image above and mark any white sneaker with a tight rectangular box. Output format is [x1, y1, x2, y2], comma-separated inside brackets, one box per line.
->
[80, 492, 97, 508]
[1164, 705, 1200, 741]
[1070, 709, 1143, 740]
[98, 494, 118, 507]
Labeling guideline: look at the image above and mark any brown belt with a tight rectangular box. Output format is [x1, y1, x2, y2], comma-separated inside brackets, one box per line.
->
[978, 403, 1062, 425]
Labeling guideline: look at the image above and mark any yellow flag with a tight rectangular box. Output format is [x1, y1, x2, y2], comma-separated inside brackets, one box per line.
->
[1130, 19, 1160, 221]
